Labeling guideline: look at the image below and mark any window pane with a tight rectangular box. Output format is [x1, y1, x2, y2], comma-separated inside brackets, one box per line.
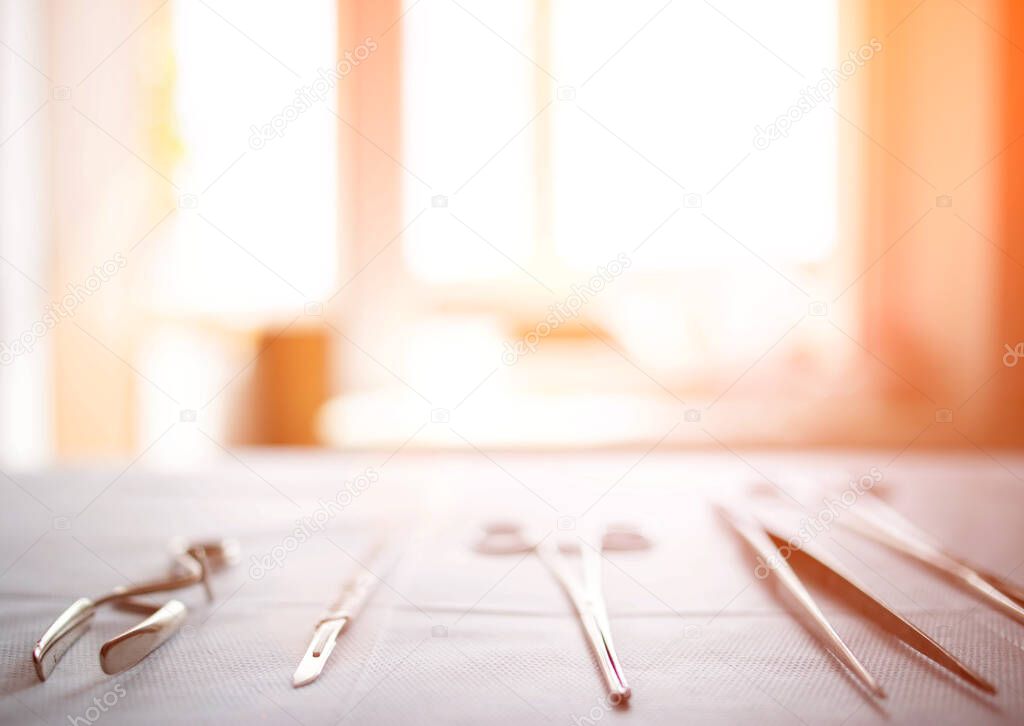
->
[551, 0, 837, 269]
[402, 0, 535, 283]
[160, 0, 338, 317]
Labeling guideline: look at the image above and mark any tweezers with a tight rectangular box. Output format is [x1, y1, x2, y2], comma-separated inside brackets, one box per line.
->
[718, 502, 995, 696]
[840, 493, 1024, 625]
[535, 534, 631, 701]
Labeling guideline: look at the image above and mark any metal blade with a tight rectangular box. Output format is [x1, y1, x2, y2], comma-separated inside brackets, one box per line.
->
[292, 618, 347, 688]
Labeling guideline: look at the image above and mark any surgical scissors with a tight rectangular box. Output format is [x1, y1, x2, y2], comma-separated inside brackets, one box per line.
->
[717, 501, 995, 696]
[475, 521, 651, 700]
[33, 538, 238, 681]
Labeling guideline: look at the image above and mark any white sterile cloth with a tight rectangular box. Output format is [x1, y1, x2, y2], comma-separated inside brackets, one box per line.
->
[1, 450, 1023, 725]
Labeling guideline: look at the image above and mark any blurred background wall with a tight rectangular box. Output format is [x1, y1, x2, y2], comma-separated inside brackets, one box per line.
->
[1, 0, 1022, 467]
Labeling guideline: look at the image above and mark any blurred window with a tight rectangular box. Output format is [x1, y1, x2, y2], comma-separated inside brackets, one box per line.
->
[399, 0, 839, 389]
[164, 0, 338, 318]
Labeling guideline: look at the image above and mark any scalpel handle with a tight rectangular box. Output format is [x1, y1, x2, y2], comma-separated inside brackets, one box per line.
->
[292, 560, 388, 688]
[320, 568, 382, 625]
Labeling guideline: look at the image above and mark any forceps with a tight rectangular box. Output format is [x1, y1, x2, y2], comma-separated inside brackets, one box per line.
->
[717, 502, 995, 696]
[840, 493, 1024, 625]
[33, 538, 238, 681]
[476, 521, 651, 700]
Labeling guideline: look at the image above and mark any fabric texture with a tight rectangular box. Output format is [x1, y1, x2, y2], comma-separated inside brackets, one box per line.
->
[1, 451, 1022, 724]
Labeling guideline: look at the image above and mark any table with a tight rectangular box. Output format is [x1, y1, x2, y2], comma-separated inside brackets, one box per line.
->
[2, 450, 1023, 725]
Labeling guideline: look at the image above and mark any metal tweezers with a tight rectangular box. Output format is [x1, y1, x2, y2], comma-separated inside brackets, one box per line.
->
[839, 493, 1024, 625]
[717, 502, 996, 697]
